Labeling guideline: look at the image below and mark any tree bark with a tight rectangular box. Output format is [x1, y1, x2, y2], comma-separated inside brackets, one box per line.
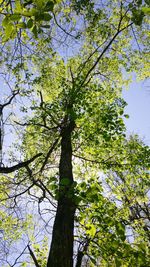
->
[47, 118, 76, 267]
[76, 241, 89, 267]
[76, 250, 84, 267]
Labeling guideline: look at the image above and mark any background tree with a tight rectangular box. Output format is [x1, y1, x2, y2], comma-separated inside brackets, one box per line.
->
[0, 0, 149, 266]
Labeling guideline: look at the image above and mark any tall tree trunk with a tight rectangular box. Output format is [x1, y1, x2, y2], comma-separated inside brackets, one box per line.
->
[47, 118, 76, 267]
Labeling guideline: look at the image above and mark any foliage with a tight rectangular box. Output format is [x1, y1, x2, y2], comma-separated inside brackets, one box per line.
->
[0, 0, 149, 266]
[0, 0, 60, 41]
[75, 136, 150, 266]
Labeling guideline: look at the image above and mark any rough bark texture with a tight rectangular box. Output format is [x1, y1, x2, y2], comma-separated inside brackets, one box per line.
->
[47, 118, 76, 267]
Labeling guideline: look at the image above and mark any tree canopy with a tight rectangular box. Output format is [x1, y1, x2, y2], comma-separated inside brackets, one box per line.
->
[0, 0, 149, 266]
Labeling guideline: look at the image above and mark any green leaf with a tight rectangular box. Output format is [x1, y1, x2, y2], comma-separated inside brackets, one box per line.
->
[16, 22, 26, 29]
[2, 16, 9, 27]
[132, 9, 145, 25]
[124, 114, 129, 118]
[27, 18, 33, 28]
[32, 25, 38, 37]
[142, 7, 150, 15]
[43, 13, 52, 21]
[4, 23, 14, 40]
[90, 257, 97, 265]
[44, 1, 54, 11]
[115, 258, 122, 267]
[116, 222, 126, 241]
[145, 0, 150, 5]
[86, 224, 96, 237]
[9, 14, 21, 21]
[119, 109, 124, 115]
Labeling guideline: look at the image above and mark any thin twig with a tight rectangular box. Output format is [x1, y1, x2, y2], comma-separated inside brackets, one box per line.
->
[53, 12, 77, 38]
[131, 24, 141, 53]
[11, 245, 28, 267]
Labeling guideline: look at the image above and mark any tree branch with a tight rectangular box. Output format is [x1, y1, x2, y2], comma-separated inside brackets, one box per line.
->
[14, 121, 57, 131]
[53, 12, 77, 38]
[11, 245, 28, 267]
[80, 22, 133, 87]
[0, 153, 42, 173]
[0, 90, 19, 112]
[27, 245, 40, 267]
[40, 138, 60, 172]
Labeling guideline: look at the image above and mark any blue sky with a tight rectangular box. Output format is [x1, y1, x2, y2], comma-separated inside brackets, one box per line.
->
[123, 78, 150, 145]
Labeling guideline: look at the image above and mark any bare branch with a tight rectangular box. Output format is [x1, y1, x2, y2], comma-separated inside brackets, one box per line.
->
[53, 12, 77, 38]
[27, 245, 40, 267]
[0, 90, 19, 112]
[0, 153, 42, 173]
[14, 121, 58, 131]
[11, 245, 28, 267]
[40, 138, 60, 172]
[77, 38, 109, 76]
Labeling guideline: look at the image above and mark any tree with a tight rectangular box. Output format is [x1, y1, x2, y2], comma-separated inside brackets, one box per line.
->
[0, 0, 149, 266]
